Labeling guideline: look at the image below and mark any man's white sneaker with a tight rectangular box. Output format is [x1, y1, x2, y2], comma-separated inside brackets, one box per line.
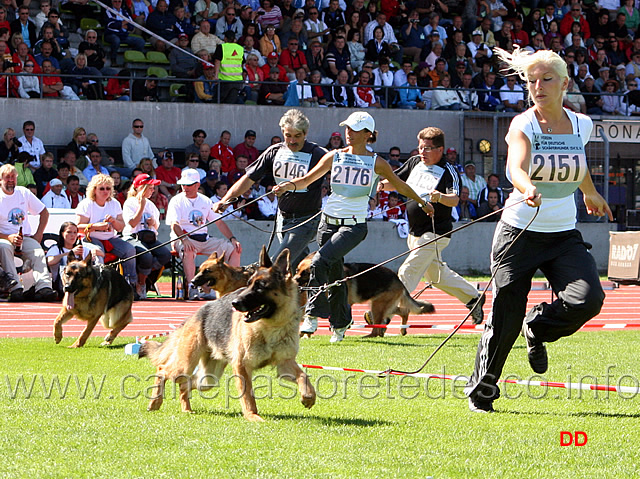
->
[300, 315, 318, 338]
[329, 320, 353, 343]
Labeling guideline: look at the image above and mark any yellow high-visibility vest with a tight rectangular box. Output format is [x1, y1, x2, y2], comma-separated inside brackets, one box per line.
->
[219, 43, 243, 81]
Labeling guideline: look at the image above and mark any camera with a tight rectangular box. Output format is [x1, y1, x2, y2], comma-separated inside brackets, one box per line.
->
[410, 19, 419, 23]
[12, 138, 22, 147]
[3, 60, 19, 70]
[257, 10, 265, 15]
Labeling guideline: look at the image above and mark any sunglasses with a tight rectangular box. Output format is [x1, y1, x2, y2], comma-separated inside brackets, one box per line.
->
[24, 128, 34, 131]
[98, 187, 112, 191]
[133, 125, 144, 128]
[389, 154, 400, 157]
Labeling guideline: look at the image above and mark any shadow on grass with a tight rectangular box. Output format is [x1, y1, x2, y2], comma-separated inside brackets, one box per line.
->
[198, 408, 394, 426]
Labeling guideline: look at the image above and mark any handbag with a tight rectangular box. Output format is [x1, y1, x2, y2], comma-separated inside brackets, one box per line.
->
[137, 230, 157, 244]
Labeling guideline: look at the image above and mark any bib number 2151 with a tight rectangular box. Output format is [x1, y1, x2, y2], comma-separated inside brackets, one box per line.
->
[531, 154, 582, 183]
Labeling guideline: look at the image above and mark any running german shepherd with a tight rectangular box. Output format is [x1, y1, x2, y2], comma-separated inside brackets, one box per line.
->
[53, 252, 134, 348]
[295, 255, 435, 338]
[139, 249, 316, 421]
[191, 251, 256, 297]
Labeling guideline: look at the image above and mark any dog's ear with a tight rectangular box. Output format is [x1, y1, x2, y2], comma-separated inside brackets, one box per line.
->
[259, 245, 272, 268]
[83, 250, 93, 265]
[208, 251, 223, 263]
[272, 248, 290, 275]
[67, 251, 77, 263]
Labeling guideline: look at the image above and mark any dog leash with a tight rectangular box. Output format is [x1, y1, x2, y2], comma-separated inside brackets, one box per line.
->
[107, 185, 292, 268]
[379, 205, 540, 377]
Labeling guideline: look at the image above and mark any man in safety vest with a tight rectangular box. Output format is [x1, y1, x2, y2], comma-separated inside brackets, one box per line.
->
[212, 30, 244, 104]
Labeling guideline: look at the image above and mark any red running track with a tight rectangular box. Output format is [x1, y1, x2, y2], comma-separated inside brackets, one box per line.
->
[1, 282, 639, 340]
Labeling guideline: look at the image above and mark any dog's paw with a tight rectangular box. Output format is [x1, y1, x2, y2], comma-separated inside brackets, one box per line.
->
[100, 340, 112, 347]
[147, 399, 163, 411]
[245, 413, 265, 422]
[400, 329, 407, 336]
[54, 335, 62, 344]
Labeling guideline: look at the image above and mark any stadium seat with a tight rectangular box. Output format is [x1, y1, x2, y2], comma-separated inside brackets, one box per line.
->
[124, 50, 147, 64]
[170, 83, 186, 100]
[147, 66, 169, 78]
[146, 51, 170, 65]
[80, 18, 102, 32]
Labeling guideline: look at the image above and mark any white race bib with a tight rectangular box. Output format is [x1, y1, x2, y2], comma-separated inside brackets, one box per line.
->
[273, 149, 312, 192]
[530, 134, 586, 199]
[405, 162, 445, 200]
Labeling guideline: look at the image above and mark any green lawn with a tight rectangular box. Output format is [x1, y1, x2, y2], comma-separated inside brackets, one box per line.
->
[1, 333, 638, 478]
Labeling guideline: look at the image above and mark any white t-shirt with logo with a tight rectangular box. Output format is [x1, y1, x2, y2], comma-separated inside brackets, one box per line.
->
[0, 186, 45, 236]
[75, 198, 123, 240]
[166, 192, 220, 237]
[122, 197, 161, 236]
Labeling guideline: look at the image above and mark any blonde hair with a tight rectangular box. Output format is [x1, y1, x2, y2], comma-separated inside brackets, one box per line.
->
[87, 173, 114, 201]
[494, 46, 568, 104]
[0, 164, 17, 178]
[72, 127, 86, 142]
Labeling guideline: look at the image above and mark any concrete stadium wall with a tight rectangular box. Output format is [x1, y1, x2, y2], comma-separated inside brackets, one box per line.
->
[0, 100, 463, 154]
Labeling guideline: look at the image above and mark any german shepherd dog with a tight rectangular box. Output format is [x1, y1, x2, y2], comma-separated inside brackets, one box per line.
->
[139, 249, 316, 422]
[53, 252, 134, 348]
[191, 252, 256, 297]
[295, 255, 435, 338]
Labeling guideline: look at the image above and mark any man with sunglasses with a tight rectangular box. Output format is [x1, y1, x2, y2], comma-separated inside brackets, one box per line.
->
[17, 121, 45, 171]
[378, 127, 485, 325]
[9, 6, 36, 48]
[122, 119, 155, 174]
[215, 6, 243, 41]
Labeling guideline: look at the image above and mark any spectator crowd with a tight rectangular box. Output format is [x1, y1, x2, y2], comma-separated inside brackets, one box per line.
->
[1, 0, 640, 112]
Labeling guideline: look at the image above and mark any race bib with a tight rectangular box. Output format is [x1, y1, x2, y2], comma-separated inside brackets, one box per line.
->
[530, 134, 587, 199]
[330, 152, 377, 198]
[405, 162, 445, 200]
[273, 149, 312, 192]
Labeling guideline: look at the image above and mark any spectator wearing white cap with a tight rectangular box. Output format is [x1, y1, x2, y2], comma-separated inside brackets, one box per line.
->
[166, 168, 241, 300]
[41, 178, 71, 209]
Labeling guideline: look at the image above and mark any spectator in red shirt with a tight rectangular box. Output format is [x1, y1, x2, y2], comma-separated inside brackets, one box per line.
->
[40, 59, 79, 100]
[226, 154, 249, 186]
[64, 175, 86, 208]
[154, 150, 182, 198]
[510, 18, 529, 48]
[560, 4, 591, 39]
[260, 51, 288, 82]
[11, 42, 40, 73]
[233, 129, 259, 165]
[279, 36, 309, 80]
[211, 130, 235, 173]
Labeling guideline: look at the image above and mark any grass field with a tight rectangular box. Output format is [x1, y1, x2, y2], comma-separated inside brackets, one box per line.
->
[1, 332, 639, 478]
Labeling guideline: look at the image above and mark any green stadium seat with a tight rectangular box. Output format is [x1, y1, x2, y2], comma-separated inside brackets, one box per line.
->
[147, 66, 169, 78]
[146, 51, 170, 64]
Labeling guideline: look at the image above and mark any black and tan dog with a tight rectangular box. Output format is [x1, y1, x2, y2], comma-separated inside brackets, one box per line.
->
[190, 251, 256, 297]
[53, 252, 134, 348]
[295, 254, 435, 337]
[139, 248, 315, 422]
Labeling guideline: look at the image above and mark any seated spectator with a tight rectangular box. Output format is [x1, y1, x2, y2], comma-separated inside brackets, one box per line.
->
[258, 66, 287, 105]
[183, 153, 207, 181]
[305, 7, 330, 43]
[305, 39, 327, 77]
[41, 59, 80, 100]
[10, 6, 36, 48]
[83, 147, 110, 182]
[211, 131, 235, 173]
[309, 69, 328, 106]
[259, 24, 282, 57]
[477, 190, 503, 221]
[132, 76, 159, 102]
[395, 71, 424, 109]
[393, 60, 412, 87]
[325, 35, 353, 81]
[33, 1, 52, 37]
[14, 152, 35, 187]
[194, 0, 219, 24]
[41, 178, 71, 208]
[284, 66, 315, 106]
[69, 54, 103, 100]
[478, 71, 503, 111]
[137, 157, 156, 179]
[147, 0, 177, 46]
[279, 36, 309, 80]
[185, 129, 207, 158]
[400, 10, 425, 64]
[17, 60, 40, 98]
[216, 6, 243, 41]
[428, 58, 448, 87]
[111, 171, 127, 205]
[64, 174, 85, 208]
[60, 149, 89, 186]
[130, 0, 151, 30]
[170, 34, 199, 78]
[564, 77, 587, 114]
[122, 173, 171, 298]
[66, 127, 90, 160]
[0, 163, 57, 302]
[602, 79, 624, 115]
[461, 162, 486, 208]
[46, 221, 104, 296]
[75, 173, 138, 291]
[194, 64, 218, 102]
[0, 127, 20, 164]
[260, 51, 288, 82]
[581, 74, 604, 114]
[211, 180, 234, 215]
[455, 186, 477, 221]
[150, 185, 169, 219]
[257, 185, 278, 219]
[347, 29, 365, 72]
[34, 40, 60, 72]
[192, 19, 223, 55]
[468, 30, 493, 67]
[282, 17, 309, 51]
[365, 25, 391, 64]
[623, 78, 640, 115]
[174, 4, 195, 38]
[499, 75, 525, 112]
[0, 51, 19, 98]
[42, 8, 69, 50]
[33, 152, 57, 197]
[326, 68, 355, 106]
[256, 0, 283, 30]
[477, 173, 504, 206]
[105, 69, 131, 101]
[325, 131, 345, 150]
[382, 192, 405, 220]
[429, 73, 460, 110]
[103, 0, 145, 66]
[425, 38, 444, 70]
[155, 150, 182, 198]
[233, 130, 259, 165]
[366, 195, 383, 220]
[78, 30, 108, 73]
[200, 170, 220, 197]
[242, 36, 264, 68]
[227, 154, 249, 186]
[12, 42, 39, 73]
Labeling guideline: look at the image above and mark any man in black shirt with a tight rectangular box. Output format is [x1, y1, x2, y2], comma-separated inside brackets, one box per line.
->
[213, 109, 327, 270]
[379, 126, 485, 324]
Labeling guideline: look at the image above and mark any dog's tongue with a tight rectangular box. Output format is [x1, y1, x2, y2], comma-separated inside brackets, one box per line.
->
[63, 292, 75, 310]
